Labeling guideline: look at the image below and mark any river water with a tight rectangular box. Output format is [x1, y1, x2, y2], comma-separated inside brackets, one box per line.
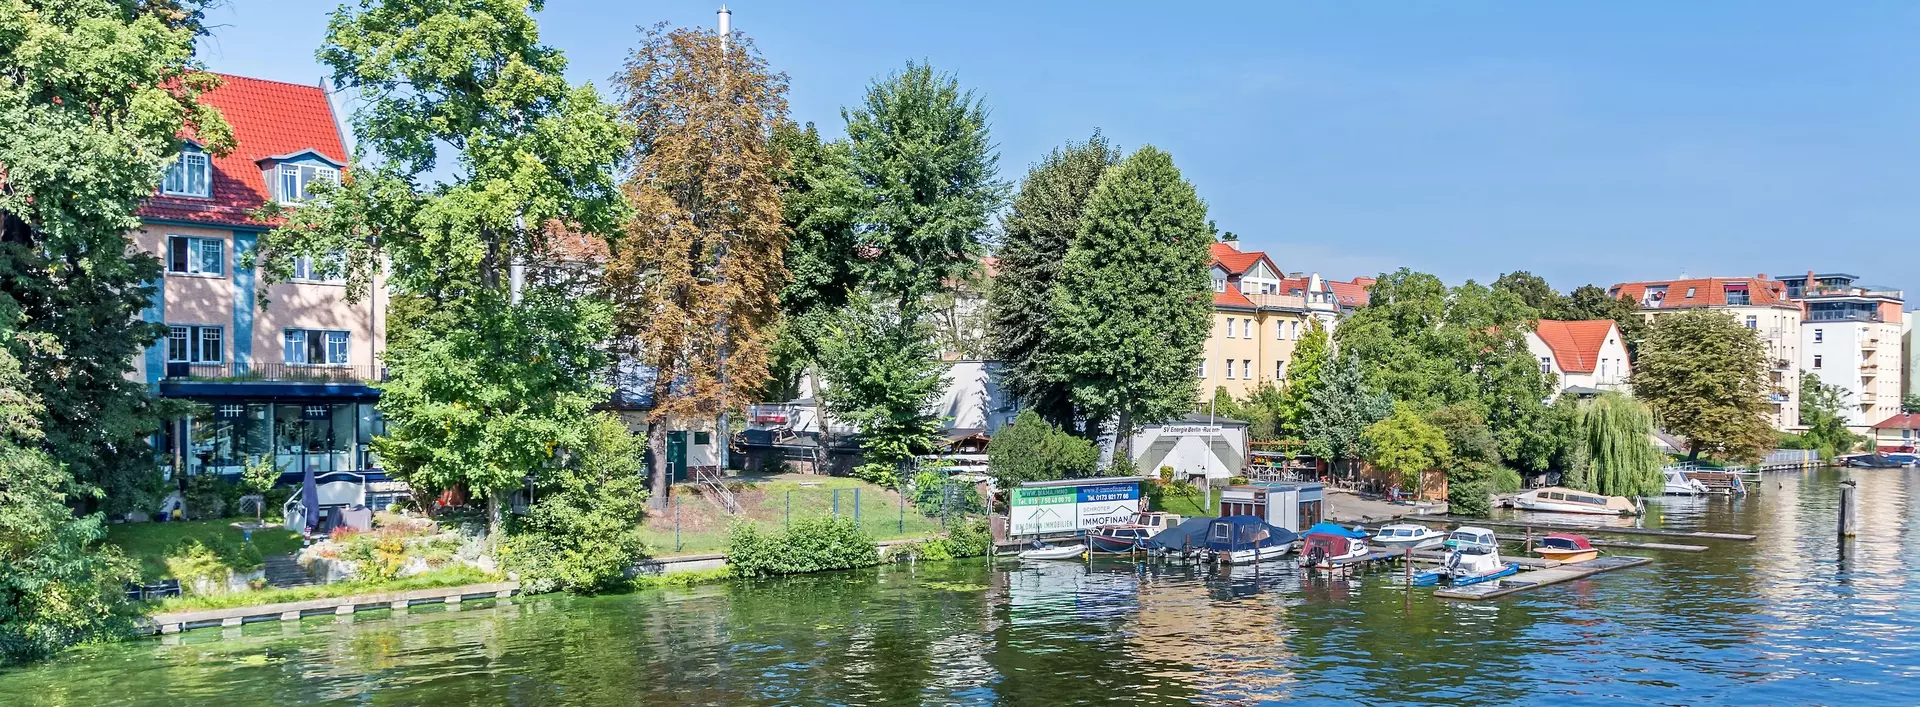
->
[3, 468, 1916, 706]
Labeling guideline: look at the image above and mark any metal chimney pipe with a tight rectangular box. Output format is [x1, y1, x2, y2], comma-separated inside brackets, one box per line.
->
[718, 5, 731, 54]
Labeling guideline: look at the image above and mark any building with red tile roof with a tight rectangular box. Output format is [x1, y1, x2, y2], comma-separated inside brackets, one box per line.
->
[134, 73, 388, 490]
[1200, 238, 1373, 400]
[1525, 320, 1630, 395]
[1609, 274, 1804, 429]
[1869, 412, 1920, 453]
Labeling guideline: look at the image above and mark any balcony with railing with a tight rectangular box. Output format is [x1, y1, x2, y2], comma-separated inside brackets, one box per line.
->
[1245, 293, 1312, 311]
[161, 362, 386, 385]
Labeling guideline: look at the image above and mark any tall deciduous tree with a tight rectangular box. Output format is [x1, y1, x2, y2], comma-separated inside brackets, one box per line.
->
[988, 132, 1119, 431]
[815, 294, 947, 469]
[843, 61, 1006, 316]
[1562, 284, 1647, 358]
[0, 0, 232, 512]
[260, 0, 629, 537]
[765, 122, 862, 400]
[985, 410, 1099, 490]
[1046, 146, 1213, 458]
[1364, 406, 1450, 496]
[1492, 271, 1566, 319]
[1632, 309, 1776, 462]
[610, 24, 788, 510]
[1277, 318, 1331, 437]
[1798, 374, 1862, 460]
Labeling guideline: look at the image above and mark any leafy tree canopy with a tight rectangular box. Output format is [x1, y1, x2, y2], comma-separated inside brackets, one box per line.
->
[1364, 406, 1451, 492]
[985, 410, 1099, 490]
[816, 295, 947, 468]
[1276, 318, 1330, 437]
[1631, 309, 1776, 462]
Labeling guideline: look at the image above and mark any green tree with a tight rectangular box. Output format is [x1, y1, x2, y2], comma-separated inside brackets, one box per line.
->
[843, 61, 1006, 316]
[1799, 374, 1863, 460]
[1238, 380, 1285, 442]
[1425, 403, 1507, 507]
[258, 0, 629, 539]
[1575, 393, 1664, 498]
[1561, 284, 1648, 359]
[987, 133, 1119, 431]
[502, 413, 649, 594]
[1492, 271, 1566, 319]
[1304, 354, 1394, 472]
[1631, 309, 1776, 462]
[1046, 146, 1213, 456]
[765, 122, 864, 401]
[0, 317, 139, 664]
[985, 410, 1099, 490]
[1901, 393, 1920, 415]
[1276, 319, 1330, 437]
[816, 295, 947, 470]
[0, 0, 234, 513]
[1363, 406, 1450, 496]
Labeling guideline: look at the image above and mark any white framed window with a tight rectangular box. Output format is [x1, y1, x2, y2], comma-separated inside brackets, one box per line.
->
[278, 163, 340, 203]
[1276, 360, 1285, 379]
[166, 325, 222, 363]
[1745, 315, 1757, 329]
[1212, 277, 1227, 293]
[167, 235, 223, 276]
[162, 147, 211, 197]
[1197, 360, 1207, 379]
[284, 329, 350, 365]
[1813, 329, 1824, 343]
[1539, 356, 1552, 375]
[291, 252, 346, 282]
[1242, 359, 1253, 379]
[1243, 318, 1254, 339]
[1291, 321, 1300, 339]
[1223, 359, 1234, 380]
[1224, 318, 1235, 338]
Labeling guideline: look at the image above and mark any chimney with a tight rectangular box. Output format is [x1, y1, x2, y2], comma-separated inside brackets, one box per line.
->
[717, 5, 732, 53]
[1756, 273, 1767, 281]
[1221, 235, 1240, 251]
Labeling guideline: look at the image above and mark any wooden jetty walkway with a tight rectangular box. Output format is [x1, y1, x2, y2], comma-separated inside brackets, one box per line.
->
[1407, 515, 1756, 541]
[1492, 533, 1708, 552]
[144, 581, 520, 635]
[1433, 556, 1654, 600]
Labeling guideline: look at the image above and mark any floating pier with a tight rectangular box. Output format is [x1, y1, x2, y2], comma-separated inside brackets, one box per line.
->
[142, 581, 520, 635]
[1431, 556, 1654, 600]
[1407, 515, 1756, 541]
[1493, 533, 1708, 552]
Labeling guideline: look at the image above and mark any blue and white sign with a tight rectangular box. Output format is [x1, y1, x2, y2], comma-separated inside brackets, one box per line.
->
[1074, 482, 1141, 530]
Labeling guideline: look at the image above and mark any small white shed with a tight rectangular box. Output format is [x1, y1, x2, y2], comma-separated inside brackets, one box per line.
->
[1129, 414, 1248, 481]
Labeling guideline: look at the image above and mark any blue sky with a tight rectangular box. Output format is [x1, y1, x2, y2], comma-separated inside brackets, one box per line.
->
[200, 2, 1920, 303]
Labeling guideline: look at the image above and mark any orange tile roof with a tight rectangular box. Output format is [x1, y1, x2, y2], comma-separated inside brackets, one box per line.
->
[1609, 277, 1795, 309]
[140, 74, 349, 229]
[1871, 412, 1920, 431]
[1213, 288, 1255, 309]
[1209, 242, 1277, 276]
[1532, 319, 1618, 374]
[1328, 278, 1372, 308]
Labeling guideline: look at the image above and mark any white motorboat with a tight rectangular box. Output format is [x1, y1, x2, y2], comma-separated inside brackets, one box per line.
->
[1413, 527, 1519, 586]
[1017, 543, 1085, 561]
[1370, 523, 1446, 551]
[1513, 487, 1641, 516]
[1662, 468, 1707, 496]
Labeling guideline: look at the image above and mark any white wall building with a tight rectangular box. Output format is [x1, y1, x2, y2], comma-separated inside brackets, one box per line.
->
[1525, 320, 1632, 395]
[1782, 273, 1905, 431]
[1128, 414, 1248, 482]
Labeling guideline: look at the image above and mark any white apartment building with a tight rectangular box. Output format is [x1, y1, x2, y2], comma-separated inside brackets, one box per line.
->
[1780, 273, 1905, 431]
[1610, 276, 1803, 429]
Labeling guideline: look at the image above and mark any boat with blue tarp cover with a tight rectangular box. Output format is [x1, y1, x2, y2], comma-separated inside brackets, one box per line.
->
[1302, 522, 1372, 568]
[1146, 516, 1216, 562]
[1205, 516, 1296, 564]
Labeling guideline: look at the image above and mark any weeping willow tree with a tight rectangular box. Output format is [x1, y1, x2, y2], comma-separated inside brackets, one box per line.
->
[1576, 393, 1664, 498]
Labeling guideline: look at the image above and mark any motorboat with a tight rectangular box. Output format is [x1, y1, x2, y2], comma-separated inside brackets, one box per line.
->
[1370, 523, 1446, 551]
[1017, 542, 1086, 561]
[1513, 487, 1641, 516]
[1413, 527, 1518, 586]
[1532, 533, 1599, 563]
[1145, 516, 1215, 562]
[1662, 468, 1708, 496]
[1133, 511, 1184, 536]
[1301, 522, 1371, 568]
[1841, 453, 1907, 469]
[1204, 516, 1297, 564]
[1087, 524, 1152, 553]
[1884, 453, 1919, 467]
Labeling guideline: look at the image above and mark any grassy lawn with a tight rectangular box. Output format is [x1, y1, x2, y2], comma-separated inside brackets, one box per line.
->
[148, 565, 498, 613]
[1152, 488, 1221, 518]
[105, 519, 304, 581]
[638, 476, 952, 556]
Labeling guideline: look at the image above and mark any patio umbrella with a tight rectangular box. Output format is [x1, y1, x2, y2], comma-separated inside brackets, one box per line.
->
[301, 465, 319, 535]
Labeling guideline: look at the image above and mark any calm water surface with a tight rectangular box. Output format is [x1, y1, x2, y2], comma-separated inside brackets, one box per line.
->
[3, 468, 1918, 705]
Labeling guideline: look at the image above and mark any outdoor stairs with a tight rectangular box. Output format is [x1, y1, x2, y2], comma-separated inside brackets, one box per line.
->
[263, 553, 317, 589]
[694, 466, 741, 514]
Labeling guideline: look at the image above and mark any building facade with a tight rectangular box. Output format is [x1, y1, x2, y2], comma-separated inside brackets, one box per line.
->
[1868, 412, 1918, 454]
[1525, 320, 1631, 395]
[1200, 239, 1370, 399]
[136, 75, 387, 483]
[1610, 276, 1802, 429]
[1906, 310, 1918, 403]
[1778, 273, 1905, 431]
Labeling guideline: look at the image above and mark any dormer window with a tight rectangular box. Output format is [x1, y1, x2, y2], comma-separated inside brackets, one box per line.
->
[278, 163, 339, 203]
[163, 145, 210, 197]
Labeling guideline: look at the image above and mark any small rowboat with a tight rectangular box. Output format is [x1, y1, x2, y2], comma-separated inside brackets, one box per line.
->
[1532, 533, 1598, 563]
[1017, 543, 1085, 561]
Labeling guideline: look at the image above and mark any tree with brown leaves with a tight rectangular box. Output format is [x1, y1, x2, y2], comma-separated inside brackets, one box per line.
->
[609, 24, 789, 510]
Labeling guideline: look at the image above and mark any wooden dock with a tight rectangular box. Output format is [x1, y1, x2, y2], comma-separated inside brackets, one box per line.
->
[143, 581, 520, 635]
[1432, 555, 1654, 600]
[1492, 533, 1708, 552]
[1406, 515, 1756, 541]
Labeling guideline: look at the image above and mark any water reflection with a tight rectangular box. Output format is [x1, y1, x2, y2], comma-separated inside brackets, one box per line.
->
[3, 470, 1919, 705]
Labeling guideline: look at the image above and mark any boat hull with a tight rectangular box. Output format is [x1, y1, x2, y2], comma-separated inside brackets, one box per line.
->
[1373, 536, 1445, 552]
[1087, 536, 1143, 554]
[1512, 500, 1627, 515]
[1217, 544, 1292, 564]
[1018, 545, 1085, 561]
[1535, 548, 1598, 563]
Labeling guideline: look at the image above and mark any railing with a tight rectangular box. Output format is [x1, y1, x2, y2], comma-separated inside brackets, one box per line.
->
[162, 362, 385, 384]
[1807, 311, 1885, 323]
[693, 465, 739, 514]
[1245, 293, 1312, 311]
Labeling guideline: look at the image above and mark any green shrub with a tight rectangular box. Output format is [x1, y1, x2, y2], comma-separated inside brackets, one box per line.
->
[1492, 465, 1523, 494]
[182, 474, 233, 520]
[163, 534, 263, 593]
[726, 517, 879, 578]
[341, 532, 409, 582]
[987, 411, 1098, 489]
[945, 518, 990, 558]
[885, 519, 987, 564]
[1448, 479, 1491, 517]
[501, 413, 650, 594]
[850, 462, 900, 489]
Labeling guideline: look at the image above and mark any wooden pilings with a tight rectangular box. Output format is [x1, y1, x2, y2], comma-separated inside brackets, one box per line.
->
[1839, 479, 1858, 538]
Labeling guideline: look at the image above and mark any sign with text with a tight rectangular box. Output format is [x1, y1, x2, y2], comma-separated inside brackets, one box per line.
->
[1009, 482, 1142, 536]
[1160, 424, 1226, 436]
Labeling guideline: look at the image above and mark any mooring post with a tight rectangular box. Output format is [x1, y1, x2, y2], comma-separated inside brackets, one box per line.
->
[855, 488, 862, 525]
[1839, 479, 1858, 538]
[786, 491, 791, 528]
[1404, 547, 1413, 584]
[1525, 526, 1532, 552]
[674, 494, 681, 552]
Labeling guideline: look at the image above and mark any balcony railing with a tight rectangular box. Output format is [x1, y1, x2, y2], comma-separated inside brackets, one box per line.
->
[1245, 293, 1312, 311]
[162, 362, 385, 384]
[1806, 311, 1885, 323]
